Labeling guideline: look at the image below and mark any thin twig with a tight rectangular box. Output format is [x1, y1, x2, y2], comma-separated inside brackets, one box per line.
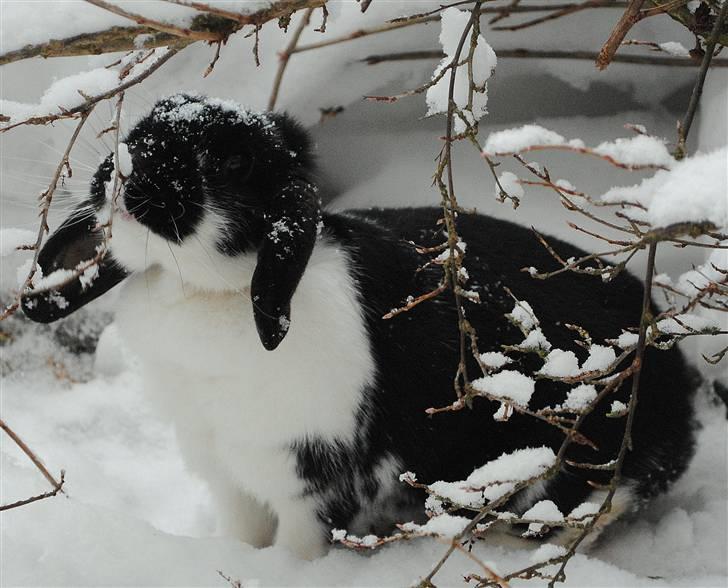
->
[0, 111, 93, 320]
[269, 7, 314, 110]
[0, 418, 64, 493]
[493, 0, 621, 31]
[291, 15, 438, 54]
[0, 27, 176, 66]
[361, 48, 728, 67]
[1, 47, 180, 132]
[676, 0, 728, 157]
[84, 0, 226, 41]
[161, 0, 325, 26]
[0, 472, 66, 512]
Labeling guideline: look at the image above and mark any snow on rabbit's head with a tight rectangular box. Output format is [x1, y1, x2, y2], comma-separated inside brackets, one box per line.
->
[23, 94, 322, 351]
[94, 93, 317, 259]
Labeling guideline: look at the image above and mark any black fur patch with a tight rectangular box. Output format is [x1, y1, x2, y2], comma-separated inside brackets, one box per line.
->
[292, 208, 697, 536]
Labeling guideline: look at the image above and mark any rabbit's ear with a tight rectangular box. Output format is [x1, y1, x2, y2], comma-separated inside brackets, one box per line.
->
[251, 178, 321, 351]
[21, 209, 128, 323]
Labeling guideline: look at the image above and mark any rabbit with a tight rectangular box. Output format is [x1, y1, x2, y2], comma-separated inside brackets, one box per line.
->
[22, 94, 697, 559]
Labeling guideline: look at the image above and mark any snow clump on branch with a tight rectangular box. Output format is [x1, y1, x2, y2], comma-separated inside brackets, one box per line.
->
[601, 147, 728, 229]
[426, 7, 497, 134]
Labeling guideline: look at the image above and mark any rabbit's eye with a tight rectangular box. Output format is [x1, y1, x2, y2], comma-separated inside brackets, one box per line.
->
[223, 154, 254, 181]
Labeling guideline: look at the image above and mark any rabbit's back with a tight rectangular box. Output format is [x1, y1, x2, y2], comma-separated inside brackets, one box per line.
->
[325, 207, 696, 505]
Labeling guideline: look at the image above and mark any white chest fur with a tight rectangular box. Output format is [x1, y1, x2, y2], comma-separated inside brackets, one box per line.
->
[113, 239, 374, 522]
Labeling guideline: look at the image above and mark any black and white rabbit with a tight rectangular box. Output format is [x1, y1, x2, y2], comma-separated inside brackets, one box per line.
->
[22, 94, 697, 559]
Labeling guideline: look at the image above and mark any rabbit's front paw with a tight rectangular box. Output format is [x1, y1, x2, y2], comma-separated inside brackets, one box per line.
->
[274, 500, 328, 560]
[210, 482, 276, 548]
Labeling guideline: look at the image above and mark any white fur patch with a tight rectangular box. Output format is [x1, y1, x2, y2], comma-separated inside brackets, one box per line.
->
[111, 209, 375, 558]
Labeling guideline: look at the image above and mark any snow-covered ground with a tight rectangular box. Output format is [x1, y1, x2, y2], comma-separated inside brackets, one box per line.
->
[2, 1, 727, 586]
[1, 318, 726, 586]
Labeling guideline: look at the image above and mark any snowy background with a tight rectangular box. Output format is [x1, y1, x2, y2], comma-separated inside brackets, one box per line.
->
[1, 1, 727, 586]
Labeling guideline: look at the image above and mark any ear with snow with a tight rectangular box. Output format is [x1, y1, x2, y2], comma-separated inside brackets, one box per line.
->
[21, 210, 128, 323]
[251, 178, 321, 351]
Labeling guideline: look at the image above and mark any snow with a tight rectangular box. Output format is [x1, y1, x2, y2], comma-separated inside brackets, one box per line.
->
[568, 501, 601, 521]
[427, 447, 556, 510]
[615, 332, 639, 349]
[117, 143, 133, 177]
[523, 499, 564, 522]
[0, 1, 269, 55]
[531, 543, 568, 563]
[15, 259, 40, 288]
[518, 328, 552, 352]
[479, 351, 512, 370]
[522, 500, 564, 534]
[657, 314, 723, 336]
[658, 42, 690, 57]
[564, 384, 598, 411]
[1, 1, 727, 585]
[675, 249, 728, 295]
[0, 67, 119, 123]
[470, 447, 556, 489]
[484, 125, 673, 168]
[581, 344, 617, 373]
[0, 47, 174, 125]
[426, 7, 497, 134]
[507, 300, 538, 331]
[401, 513, 471, 538]
[0, 227, 35, 256]
[602, 148, 728, 229]
[434, 239, 466, 262]
[539, 345, 616, 379]
[472, 370, 536, 407]
[592, 135, 673, 168]
[331, 529, 347, 542]
[495, 171, 524, 200]
[539, 349, 581, 378]
[555, 178, 576, 192]
[30, 267, 76, 291]
[610, 400, 629, 416]
[483, 124, 584, 155]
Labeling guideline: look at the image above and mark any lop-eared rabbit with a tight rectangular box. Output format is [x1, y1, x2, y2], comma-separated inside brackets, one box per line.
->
[23, 95, 696, 559]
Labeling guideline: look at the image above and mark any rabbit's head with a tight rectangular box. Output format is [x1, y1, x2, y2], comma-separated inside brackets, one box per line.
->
[22, 94, 321, 351]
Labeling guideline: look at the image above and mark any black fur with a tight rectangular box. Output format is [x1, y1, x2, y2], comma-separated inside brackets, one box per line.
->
[21, 209, 127, 323]
[23, 95, 697, 543]
[292, 208, 697, 536]
[26, 94, 319, 349]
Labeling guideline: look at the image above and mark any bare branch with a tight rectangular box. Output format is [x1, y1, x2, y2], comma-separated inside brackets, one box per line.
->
[0, 47, 180, 132]
[0, 111, 93, 320]
[269, 8, 315, 110]
[0, 418, 65, 497]
[676, 0, 728, 157]
[362, 47, 728, 67]
[596, 0, 647, 70]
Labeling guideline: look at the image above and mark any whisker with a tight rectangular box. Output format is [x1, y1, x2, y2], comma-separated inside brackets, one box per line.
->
[39, 140, 97, 171]
[166, 241, 185, 296]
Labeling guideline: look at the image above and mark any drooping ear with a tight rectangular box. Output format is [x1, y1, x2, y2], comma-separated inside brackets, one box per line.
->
[251, 178, 321, 351]
[21, 209, 128, 323]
